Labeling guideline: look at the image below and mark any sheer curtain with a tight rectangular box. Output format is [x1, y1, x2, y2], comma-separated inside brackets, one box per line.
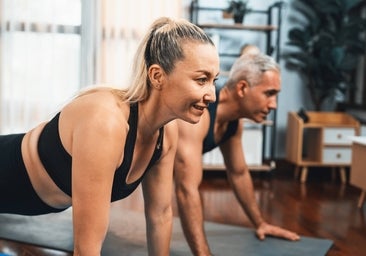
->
[0, 0, 82, 133]
[95, 0, 182, 87]
[0, 0, 183, 133]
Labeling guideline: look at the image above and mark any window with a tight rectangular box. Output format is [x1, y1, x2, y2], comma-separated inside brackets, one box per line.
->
[0, 0, 82, 133]
[0, 0, 182, 133]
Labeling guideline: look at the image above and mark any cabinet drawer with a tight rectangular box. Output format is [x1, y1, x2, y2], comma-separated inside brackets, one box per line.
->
[323, 128, 355, 145]
[322, 148, 352, 164]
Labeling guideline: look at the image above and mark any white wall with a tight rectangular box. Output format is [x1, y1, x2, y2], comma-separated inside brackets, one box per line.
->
[275, 0, 308, 157]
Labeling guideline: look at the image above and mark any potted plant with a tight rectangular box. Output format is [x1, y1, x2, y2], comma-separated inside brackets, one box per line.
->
[282, 0, 366, 111]
[223, 0, 251, 24]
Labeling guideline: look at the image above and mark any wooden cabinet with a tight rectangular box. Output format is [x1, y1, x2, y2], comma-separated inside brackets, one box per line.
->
[286, 112, 360, 183]
[350, 137, 366, 208]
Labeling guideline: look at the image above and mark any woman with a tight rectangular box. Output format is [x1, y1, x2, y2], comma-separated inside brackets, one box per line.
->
[0, 17, 220, 255]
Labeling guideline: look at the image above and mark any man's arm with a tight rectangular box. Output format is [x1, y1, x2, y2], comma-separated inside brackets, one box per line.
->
[220, 119, 300, 241]
[174, 117, 212, 256]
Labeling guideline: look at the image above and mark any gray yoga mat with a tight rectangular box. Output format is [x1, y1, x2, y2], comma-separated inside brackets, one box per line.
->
[0, 208, 333, 255]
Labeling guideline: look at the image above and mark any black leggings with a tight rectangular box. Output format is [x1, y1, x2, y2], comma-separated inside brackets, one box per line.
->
[0, 133, 66, 215]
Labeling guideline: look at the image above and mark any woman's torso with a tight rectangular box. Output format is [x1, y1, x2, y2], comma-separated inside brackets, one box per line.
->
[21, 88, 163, 209]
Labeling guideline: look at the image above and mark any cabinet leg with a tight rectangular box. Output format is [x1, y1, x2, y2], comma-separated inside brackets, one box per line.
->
[331, 167, 336, 181]
[358, 190, 365, 208]
[300, 167, 308, 183]
[339, 167, 346, 184]
[294, 166, 300, 179]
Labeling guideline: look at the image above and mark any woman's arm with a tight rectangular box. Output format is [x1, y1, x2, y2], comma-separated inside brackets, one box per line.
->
[141, 120, 178, 256]
[173, 118, 211, 256]
[64, 102, 127, 256]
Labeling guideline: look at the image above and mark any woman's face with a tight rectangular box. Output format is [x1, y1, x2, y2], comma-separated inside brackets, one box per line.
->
[162, 42, 220, 124]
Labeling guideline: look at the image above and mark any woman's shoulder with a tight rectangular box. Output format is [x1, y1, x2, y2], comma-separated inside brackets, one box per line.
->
[164, 119, 178, 133]
[76, 86, 124, 103]
[60, 87, 130, 133]
[70, 87, 127, 111]
[161, 120, 179, 153]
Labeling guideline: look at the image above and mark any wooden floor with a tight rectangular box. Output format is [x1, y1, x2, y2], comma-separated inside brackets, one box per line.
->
[0, 163, 365, 256]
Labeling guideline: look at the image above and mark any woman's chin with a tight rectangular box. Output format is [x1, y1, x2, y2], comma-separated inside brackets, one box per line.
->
[181, 115, 202, 124]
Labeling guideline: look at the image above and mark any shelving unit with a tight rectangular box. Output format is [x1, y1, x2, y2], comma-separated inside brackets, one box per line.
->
[286, 112, 361, 183]
[189, 1, 284, 59]
[189, 1, 285, 171]
[197, 23, 277, 32]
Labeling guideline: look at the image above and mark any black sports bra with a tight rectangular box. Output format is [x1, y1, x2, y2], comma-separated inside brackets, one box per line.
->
[37, 103, 164, 202]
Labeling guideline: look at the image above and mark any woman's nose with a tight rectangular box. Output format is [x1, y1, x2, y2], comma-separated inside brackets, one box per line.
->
[204, 85, 216, 103]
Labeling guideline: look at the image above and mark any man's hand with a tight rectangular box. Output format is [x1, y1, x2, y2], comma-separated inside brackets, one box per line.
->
[256, 222, 300, 241]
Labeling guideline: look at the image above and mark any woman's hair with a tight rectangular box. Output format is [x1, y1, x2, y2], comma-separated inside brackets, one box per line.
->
[117, 17, 214, 103]
[226, 53, 280, 89]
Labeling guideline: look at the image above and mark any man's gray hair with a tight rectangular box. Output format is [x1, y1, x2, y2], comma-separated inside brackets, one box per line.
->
[226, 53, 280, 88]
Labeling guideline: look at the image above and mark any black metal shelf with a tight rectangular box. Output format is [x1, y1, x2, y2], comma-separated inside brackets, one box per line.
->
[189, 0, 285, 165]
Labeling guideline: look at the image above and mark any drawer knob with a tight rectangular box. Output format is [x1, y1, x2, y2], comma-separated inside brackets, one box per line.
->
[337, 134, 342, 139]
[336, 153, 341, 159]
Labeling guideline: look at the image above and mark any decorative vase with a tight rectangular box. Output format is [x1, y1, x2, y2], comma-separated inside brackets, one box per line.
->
[233, 12, 245, 24]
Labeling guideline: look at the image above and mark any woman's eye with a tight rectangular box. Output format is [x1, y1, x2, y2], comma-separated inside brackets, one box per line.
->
[197, 78, 207, 84]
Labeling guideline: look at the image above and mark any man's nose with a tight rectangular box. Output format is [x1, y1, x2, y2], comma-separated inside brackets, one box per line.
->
[269, 96, 277, 109]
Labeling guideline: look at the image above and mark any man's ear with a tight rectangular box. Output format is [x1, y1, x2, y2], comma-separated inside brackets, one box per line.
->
[236, 80, 249, 98]
[148, 64, 165, 90]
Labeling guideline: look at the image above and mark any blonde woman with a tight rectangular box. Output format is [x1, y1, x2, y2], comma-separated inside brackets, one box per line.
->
[0, 17, 219, 255]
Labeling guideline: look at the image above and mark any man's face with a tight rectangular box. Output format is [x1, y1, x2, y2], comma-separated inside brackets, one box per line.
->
[241, 70, 281, 123]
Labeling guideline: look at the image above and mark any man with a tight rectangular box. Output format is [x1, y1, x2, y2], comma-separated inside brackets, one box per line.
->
[174, 52, 300, 256]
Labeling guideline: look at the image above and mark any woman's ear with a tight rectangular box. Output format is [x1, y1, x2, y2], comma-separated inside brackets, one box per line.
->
[148, 64, 164, 90]
[236, 80, 249, 98]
